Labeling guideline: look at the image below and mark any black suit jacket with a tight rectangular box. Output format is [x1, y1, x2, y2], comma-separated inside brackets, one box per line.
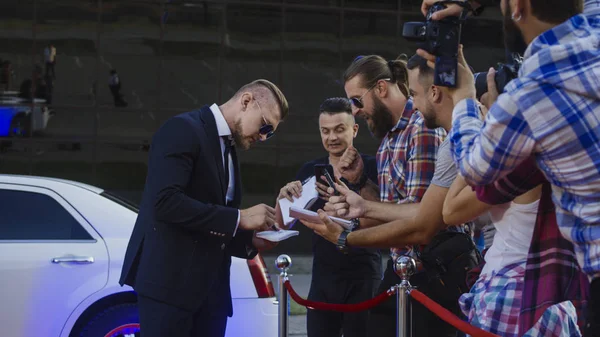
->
[120, 106, 257, 315]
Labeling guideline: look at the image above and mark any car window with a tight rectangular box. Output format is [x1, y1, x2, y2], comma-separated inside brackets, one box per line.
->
[0, 189, 93, 240]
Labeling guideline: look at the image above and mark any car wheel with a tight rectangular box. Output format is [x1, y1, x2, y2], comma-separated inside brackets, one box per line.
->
[8, 114, 31, 137]
[75, 303, 140, 337]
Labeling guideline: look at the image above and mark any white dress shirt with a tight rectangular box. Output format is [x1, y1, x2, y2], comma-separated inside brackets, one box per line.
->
[209, 103, 241, 235]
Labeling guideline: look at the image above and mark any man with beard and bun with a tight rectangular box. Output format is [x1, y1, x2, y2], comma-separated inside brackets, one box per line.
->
[418, 0, 600, 335]
[120, 79, 288, 337]
[310, 55, 447, 337]
[275, 97, 381, 337]
[302, 54, 485, 336]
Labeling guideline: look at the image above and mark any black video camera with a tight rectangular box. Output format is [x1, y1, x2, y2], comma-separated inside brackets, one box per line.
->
[402, 2, 465, 87]
[474, 53, 522, 99]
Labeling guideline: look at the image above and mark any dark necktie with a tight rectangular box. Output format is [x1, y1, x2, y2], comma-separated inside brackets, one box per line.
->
[222, 136, 234, 204]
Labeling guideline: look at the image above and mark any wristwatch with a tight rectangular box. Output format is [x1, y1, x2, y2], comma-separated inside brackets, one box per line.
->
[340, 173, 368, 193]
[336, 229, 351, 254]
[351, 218, 360, 231]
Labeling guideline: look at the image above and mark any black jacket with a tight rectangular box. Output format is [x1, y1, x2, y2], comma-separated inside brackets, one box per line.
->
[119, 106, 256, 316]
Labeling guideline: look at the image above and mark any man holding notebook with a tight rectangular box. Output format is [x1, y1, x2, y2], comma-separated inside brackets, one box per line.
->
[274, 97, 380, 337]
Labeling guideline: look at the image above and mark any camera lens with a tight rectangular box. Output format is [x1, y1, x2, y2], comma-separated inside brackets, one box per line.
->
[474, 72, 489, 99]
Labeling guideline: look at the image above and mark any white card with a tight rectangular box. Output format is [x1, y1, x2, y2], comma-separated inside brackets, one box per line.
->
[289, 206, 354, 230]
[256, 230, 299, 242]
[278, 176, 319, 225]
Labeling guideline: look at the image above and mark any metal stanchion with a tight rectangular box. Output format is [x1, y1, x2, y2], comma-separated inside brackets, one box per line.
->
[394, 255, 416, 337]
[276, 254, 292, 337]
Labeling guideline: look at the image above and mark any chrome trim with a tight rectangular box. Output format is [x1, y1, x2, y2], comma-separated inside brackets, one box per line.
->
[51, 256, 95, 264]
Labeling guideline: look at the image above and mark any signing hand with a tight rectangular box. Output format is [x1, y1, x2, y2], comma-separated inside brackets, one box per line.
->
[417, 44, 476, 105]
[323, 182, 366, 219]
[339, 146, 364, 184]
[240, 204, 277, 232]
[300, 209, 345, 245]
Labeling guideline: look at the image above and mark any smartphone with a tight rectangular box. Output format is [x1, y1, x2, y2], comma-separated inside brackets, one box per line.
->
[314, 164, 339, 196]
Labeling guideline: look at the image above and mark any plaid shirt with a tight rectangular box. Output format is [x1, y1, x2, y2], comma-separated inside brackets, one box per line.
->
[586, 0, 600, 14]
[376, 98, 445, 257]
[473, 160, 589, 335]
[450, 14, 600, 279]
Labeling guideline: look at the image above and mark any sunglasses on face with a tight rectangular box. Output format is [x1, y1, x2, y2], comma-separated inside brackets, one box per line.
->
[349, 78, 391, 109]
[255, 100, 275, 140]
[259, 115, 274, 140]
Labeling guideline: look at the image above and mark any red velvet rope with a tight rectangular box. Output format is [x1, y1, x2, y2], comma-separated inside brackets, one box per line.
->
[409, 289, 500, 337]
[283, 280, 395, 313]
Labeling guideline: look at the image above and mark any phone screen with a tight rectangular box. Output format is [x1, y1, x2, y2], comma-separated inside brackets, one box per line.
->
[314, 164, 339, 196]
[314, 164, 334, 186]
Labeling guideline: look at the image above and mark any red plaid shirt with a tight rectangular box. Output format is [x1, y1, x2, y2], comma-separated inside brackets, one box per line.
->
[376, 98, 445, 257]
[473, 158, 589, 334]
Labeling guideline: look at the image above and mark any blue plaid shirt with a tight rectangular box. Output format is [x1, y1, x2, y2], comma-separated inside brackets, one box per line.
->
[586, 0, 600, 15]
[449, 14, 600, 279]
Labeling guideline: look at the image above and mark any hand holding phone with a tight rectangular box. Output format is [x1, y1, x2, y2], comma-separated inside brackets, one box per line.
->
[322, 169, 340, 196]
[314, 164, 340, 197]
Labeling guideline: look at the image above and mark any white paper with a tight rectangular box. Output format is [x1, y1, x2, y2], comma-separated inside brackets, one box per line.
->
[256, 230, 299, 242]
[289, 206, 354, 231]
[278, 176, 319, 225]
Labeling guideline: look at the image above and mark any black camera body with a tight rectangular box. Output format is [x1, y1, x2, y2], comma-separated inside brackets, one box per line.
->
[474, 53, 522, 99]
[403, 2, 463, 87]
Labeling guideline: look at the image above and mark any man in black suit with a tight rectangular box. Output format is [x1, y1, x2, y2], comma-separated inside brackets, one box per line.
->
[119, 79, 289, 337]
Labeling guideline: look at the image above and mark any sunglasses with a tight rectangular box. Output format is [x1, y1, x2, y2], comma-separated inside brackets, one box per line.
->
[260, 115, 274, 140]
[349, 78, 391, 109]
[255, 100, 274, 140]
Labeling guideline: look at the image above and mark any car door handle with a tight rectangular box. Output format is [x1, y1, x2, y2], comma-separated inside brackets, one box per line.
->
[51, 256, 94, 264]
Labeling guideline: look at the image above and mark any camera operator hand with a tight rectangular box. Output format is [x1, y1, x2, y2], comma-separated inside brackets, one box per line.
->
[421, 0, 466, 19]
[417, 44, 477, 104]
[421, 0, 484, 20]
[480, 67, 499, 110]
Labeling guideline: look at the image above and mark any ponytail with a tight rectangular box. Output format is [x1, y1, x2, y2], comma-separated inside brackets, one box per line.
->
[387, 55, 409, 99]
[343, 54, 410, 98]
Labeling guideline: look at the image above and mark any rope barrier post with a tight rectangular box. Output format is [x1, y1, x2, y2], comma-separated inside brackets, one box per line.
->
[276, 254, 292, 337]
[394, 255, 416, 337]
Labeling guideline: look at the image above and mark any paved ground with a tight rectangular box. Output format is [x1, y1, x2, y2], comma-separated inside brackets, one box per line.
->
[290, 315, 308, 337]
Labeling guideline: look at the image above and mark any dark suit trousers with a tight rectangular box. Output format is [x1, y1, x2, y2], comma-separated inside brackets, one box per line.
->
[138, 295, 227, 337]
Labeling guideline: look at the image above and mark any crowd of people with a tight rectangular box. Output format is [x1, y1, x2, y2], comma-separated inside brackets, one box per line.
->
[119, 0, 600, 336]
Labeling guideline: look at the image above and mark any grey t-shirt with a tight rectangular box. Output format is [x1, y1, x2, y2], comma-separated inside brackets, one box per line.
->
[431, 137, 496, 248]
[431, 138, 456, 188]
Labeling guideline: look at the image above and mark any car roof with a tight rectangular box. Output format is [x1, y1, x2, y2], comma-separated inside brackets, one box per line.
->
[0, 174, 104, 194]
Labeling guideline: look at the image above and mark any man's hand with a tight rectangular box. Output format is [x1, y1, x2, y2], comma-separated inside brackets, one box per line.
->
[339, 146, 364, 184]
[316, 179, 332, 201]
[417, 45, 476, 105]
[300, 209, 345, 245]
[323, 182, 366, 219]
[252, 233, 278, 251]
[480, 67, 499, 110]
[240, 204, 277, 232]
[421, 0, 466, 19]
[277, 181, 303, 202]
[421, 0, 483, 20]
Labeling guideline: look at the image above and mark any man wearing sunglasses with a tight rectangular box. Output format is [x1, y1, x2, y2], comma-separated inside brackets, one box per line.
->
[274, 97, 381, 337]
[322, 55, 447, 337]
[120, 79, 288, 337]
